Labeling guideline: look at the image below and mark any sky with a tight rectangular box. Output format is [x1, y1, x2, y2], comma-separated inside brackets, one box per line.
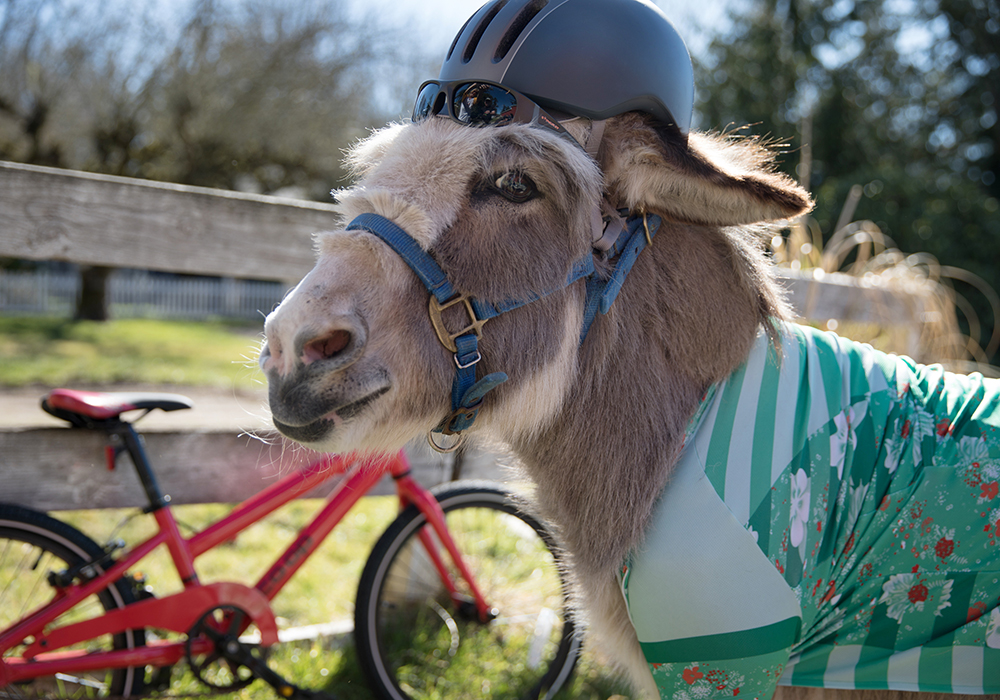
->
[338, 0, 741, 119]
[353, 0, 739, 64]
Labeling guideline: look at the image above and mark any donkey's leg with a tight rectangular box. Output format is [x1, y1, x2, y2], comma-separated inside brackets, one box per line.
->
[582, 572, 659, 699]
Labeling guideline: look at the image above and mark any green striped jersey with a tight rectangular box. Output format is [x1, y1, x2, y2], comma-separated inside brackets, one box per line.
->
[622, 321, 1000, 699]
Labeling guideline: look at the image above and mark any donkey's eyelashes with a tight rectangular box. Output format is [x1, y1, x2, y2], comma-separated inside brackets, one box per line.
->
[492, 171, 537, 203]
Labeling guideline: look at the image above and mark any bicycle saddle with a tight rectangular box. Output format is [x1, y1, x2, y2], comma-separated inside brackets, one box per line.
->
[42, 388, 194, 426]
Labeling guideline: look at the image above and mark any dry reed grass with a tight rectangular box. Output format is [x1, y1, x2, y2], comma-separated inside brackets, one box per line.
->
[771, 189, 999, 377]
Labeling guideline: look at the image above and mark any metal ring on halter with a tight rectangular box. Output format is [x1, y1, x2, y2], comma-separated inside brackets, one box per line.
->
[428, 430, 464, 453]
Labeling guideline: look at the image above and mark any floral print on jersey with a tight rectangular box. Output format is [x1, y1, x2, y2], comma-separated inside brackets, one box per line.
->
[878, 573, 953, 621]
[624, 322, 1000, 699]
[649, 657, 784, 700]
[764, 348, 1000, 681]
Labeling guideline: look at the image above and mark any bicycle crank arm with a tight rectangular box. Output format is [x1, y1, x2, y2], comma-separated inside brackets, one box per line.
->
[218, 639, 338, 700]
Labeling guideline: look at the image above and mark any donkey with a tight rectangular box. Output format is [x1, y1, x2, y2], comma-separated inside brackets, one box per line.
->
[260, 111, 1000, 699]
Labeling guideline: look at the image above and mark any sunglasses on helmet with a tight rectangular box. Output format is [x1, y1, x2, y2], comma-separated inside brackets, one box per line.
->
[412, 79, 581, 147]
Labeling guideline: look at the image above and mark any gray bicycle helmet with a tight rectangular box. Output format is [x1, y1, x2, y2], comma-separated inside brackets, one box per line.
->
[439, 0, 694, 135]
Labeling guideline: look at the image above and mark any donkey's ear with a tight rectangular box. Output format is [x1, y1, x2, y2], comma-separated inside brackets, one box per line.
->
[600, 113, 813, 226]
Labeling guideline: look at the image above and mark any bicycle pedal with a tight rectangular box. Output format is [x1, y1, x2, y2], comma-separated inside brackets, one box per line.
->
[208, 635, 334, 700]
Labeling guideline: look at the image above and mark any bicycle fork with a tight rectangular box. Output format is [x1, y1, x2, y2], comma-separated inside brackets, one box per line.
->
[392, 467, 497, 624]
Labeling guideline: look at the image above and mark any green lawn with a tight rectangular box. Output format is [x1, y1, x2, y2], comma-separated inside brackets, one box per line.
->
[50, 500, 631, 700]
[0, 316, 264, 388]
[0, 316, 633, 698]
[55, 499, 397, 699]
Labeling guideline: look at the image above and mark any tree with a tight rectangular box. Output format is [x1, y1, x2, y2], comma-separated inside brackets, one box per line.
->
[0, 0, 154, 320]
[0, 0, 435, 319]
[696, 0, 1000, 363]
[1, 0, 430, 193]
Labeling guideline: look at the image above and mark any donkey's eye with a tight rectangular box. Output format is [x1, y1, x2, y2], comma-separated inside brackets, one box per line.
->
[493, 171, 537, 202]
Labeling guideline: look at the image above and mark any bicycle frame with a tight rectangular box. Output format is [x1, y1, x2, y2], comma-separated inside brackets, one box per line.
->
[0, 449, 492, 687]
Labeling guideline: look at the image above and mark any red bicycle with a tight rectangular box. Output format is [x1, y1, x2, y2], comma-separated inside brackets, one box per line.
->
[0, 389, 579, 699]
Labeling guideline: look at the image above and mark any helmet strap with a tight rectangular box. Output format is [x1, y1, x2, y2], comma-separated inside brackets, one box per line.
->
[583, 119, 619, 249]
[593, 198, 629, 252]
[583, 119, 605, 159]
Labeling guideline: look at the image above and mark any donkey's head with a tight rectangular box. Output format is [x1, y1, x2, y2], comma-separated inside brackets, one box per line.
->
[260, 0, 812, 457]
[261, 116, 597, 452]
[261, 113, 810, 454]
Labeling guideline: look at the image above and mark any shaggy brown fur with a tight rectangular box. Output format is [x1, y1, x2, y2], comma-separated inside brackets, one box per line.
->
[261, 113, 815, 697]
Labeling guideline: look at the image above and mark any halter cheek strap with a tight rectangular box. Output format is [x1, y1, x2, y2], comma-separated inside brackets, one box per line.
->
[346, 213, 594, 449]
[346, 209, 660, 451]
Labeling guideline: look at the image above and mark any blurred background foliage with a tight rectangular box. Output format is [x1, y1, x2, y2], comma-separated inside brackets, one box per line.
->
[1, 0, 997, 360]
[696, 0, 998, 363]
[0, 0, 434, 199]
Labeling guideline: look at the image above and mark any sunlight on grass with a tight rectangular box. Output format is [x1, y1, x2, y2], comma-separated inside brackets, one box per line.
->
[54, 500, 632, 699]
[4, 312, 633, 698]
[0, 316, 264, 388]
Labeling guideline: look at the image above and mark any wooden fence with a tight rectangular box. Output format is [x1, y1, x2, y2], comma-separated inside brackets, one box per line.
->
[0, 161, 929, 510]
[0, 427, 504, 511]
[0, 161, 329, 283]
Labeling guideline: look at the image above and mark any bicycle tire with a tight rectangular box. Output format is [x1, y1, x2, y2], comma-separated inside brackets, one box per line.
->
[0, 503, 146, 699]
[355, 482, 580, 700]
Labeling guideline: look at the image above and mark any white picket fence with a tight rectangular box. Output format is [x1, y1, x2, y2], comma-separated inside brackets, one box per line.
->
[0, 269, 288, 320]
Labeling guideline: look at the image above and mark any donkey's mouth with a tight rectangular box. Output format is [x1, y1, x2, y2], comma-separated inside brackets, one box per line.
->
[272, 416, 337, 443]
[271, 385, 390, 442]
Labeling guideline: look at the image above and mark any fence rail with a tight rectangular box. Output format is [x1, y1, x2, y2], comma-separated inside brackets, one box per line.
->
[0, 161, 932, 510]
[0, 269, 287, 320]
[0, 160, 333, 282]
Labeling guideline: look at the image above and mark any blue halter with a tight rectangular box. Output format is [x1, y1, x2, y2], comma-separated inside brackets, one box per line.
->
[346, 210, 660, 449]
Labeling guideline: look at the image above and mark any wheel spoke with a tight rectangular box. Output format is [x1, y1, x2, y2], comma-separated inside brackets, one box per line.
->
[354, 485, 579, 699]
[1, 504, 146, 698]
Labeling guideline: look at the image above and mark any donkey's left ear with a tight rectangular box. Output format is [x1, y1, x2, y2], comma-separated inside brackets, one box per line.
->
[600, 113, 813, 226]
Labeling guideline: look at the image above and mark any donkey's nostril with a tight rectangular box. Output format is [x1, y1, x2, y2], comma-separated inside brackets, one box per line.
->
[302, 330, 352, 366]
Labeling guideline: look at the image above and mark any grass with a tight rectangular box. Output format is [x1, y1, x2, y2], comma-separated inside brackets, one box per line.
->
[1, 315, 633, 698]
[0, 316, 264, 388]
[55, 498, 398, 699]
[50, 500, 632, 700]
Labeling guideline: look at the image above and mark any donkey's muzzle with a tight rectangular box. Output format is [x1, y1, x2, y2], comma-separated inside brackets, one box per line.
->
[260, 313, 368, 378]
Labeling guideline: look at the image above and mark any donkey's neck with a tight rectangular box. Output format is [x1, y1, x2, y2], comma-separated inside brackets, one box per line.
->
[510, 220, 785, 580]
[513, 351, 705, 583]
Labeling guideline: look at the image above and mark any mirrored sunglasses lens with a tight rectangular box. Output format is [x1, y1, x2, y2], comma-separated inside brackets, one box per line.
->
[413, 83, 440, 121]
[452, 83, 517, 126]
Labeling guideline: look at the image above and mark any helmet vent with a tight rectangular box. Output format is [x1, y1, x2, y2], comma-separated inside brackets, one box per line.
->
[463, 0, 509, 63]
[493, 0, 548, 63]
[446, 16, 473, 61]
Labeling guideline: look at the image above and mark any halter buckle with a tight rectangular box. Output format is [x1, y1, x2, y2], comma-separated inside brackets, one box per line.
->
[429, 293, 488, 353]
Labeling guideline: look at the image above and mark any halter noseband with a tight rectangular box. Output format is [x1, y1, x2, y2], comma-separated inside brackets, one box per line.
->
[346, 209, 660, 452]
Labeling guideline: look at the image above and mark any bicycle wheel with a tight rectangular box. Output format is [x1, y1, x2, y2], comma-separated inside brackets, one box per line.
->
[0, 503, 146, 699]
[355, 482, 580, 700]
